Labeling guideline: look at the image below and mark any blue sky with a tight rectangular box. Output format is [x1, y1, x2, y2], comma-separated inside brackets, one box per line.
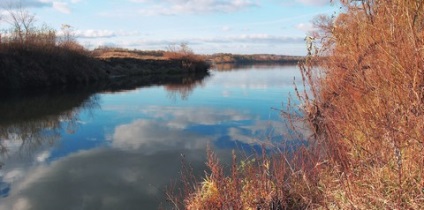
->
[0, 0, 338, 55]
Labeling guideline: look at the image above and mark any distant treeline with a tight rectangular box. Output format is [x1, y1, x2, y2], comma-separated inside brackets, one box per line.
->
[207, 53, 304, 65]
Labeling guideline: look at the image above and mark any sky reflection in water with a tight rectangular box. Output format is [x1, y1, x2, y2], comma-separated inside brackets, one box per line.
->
[0, 65, 305, 210]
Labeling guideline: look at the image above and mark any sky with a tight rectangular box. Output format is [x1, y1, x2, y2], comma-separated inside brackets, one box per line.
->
[0, 0, 338, 55]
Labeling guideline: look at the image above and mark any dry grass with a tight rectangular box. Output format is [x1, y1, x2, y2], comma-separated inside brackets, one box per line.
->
[92, 45, 210, 73]
[92, 47, 166, 60]
[168, 147, 324, 210]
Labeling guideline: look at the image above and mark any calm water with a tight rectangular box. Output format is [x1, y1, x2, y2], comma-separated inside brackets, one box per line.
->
[0, 65, 304, 210]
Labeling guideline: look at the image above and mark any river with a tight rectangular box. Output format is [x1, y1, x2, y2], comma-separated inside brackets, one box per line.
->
[0, 64, 304, 210]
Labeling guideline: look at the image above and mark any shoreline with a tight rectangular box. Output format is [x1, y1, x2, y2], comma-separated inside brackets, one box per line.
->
[0, 46, 211, 90]
[0, 46, 301, 90]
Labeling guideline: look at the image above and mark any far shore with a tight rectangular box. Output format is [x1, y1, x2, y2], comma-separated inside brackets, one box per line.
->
[0, 46, 303, 90]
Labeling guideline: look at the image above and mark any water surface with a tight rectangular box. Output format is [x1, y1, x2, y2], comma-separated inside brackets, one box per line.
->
[0, 64, 303, 210]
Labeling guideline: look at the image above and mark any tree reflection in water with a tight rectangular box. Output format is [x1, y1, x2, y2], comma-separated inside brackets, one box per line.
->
[165, 76, 207, 100]
[0, 89, 100, 157]
[0, 71, 210, 157]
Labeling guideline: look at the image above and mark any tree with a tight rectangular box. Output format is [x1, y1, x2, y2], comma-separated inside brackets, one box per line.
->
[58, 24, 84, 51]
[3, 0, 36, 44]
[59, 24, 75, 44]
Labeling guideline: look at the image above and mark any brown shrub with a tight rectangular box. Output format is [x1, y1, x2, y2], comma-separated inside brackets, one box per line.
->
[169, 147, 324, 210]
[163, 43, 209, 72]
[298, 0, 424, 208]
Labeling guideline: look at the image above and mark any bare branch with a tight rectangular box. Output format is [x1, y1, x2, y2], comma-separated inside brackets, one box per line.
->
[2, 0, 37, 43]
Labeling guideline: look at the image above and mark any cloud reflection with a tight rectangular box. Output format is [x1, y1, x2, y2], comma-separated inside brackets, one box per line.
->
[0, 148, 216, 210]
[112, 120, 210, 154]
[111, 105, 294, 152]
[140, 106, 252, 129]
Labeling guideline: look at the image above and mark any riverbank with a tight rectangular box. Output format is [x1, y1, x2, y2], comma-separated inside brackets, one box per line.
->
[0, 45, 210, 90]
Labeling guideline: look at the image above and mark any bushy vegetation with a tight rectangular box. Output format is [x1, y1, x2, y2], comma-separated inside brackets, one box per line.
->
[168, 147, 324, 209]
[300, 0, 424, 208]
[164, 43, 210, 72]
[172, 0, 424, 209]
[0, 5, 108, 89]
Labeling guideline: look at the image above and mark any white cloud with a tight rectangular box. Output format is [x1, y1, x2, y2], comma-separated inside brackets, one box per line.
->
[2, 0, 81, 14]
[0, 0, 50, 9]
[296, 22, 316, 33]
[296, 0, 329, 6]
[74, 31, 306, 55]
[135, 0, 259, 16]
[69, 29, 140, 39]
[221, 26, 232, 32]
[74, 29, 116, 38]
[225, 34, 304, 43]
[117, 34, 303, 49]
[52, 2, 71, 14]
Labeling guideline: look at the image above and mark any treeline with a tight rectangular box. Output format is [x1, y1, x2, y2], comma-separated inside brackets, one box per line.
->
[208, 53, 303, 65]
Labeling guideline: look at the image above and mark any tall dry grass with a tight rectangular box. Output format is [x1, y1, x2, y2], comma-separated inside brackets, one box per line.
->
[299, 0, 424, 208]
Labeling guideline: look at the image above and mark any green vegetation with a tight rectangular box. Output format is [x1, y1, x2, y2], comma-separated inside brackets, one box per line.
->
[171, 0, 424, 209]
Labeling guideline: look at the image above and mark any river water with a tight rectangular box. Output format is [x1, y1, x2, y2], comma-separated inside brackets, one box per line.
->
[0, 64, 304, 210]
